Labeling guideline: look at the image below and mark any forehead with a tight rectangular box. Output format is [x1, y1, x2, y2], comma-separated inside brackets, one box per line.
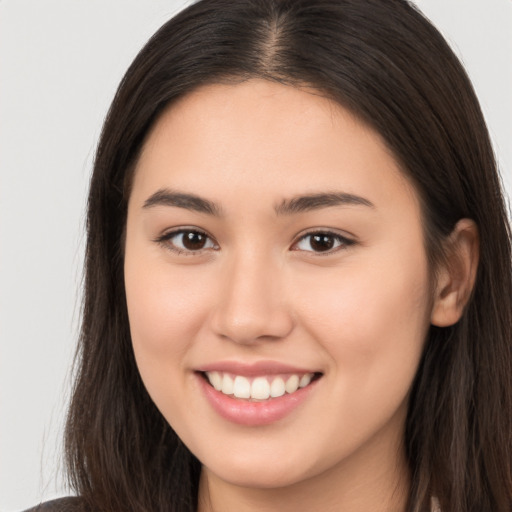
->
[132, 79, 418, 216]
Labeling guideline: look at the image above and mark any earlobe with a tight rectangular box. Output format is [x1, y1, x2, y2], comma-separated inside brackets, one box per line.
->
[430, 219, 479, 327]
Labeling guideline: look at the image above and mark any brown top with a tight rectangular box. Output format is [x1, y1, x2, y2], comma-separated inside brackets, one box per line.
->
[23, 497, 87, 512]
[24, 495, 442, 511]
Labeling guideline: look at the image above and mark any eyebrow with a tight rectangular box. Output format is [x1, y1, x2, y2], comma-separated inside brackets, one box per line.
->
[143, 189, 222, 216]
[275, 192, 374, 215]
[142, 188, 374, 216]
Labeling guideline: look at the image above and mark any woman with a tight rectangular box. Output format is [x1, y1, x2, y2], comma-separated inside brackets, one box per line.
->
[27, 0, 512, 511]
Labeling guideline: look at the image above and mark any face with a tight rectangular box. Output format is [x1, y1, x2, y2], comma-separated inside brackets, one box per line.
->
[124, 80, 434, 493]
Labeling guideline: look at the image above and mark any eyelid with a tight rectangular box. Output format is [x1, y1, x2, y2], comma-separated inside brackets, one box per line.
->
[291, 229, 356, 255]
[155, 227, 219, 256]
[154, 226, 356, 257]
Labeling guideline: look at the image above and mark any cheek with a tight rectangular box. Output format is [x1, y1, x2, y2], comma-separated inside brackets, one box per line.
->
[125, 258, 206, 354]
[294, 249, 431, 392]
[124, 241, 215, 413]
[124, 255, 218, 433]
[286, 255, 431, 461]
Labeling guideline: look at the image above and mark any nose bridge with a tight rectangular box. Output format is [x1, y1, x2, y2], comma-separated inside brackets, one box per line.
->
[210, 244, 293, 344]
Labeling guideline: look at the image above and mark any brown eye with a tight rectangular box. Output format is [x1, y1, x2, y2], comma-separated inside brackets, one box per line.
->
[159, 229, 217, 254]
[310, 234, 335, 251]
[294, 232, 353, 254]
[182, 231, 208, 250]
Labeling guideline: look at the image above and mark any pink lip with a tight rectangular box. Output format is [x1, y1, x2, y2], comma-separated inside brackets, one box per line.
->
[196, 360, 318, 376]
[196, 369, 320, 427]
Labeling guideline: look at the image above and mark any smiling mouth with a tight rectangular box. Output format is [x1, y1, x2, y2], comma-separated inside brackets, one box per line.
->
[200, 371, 323, 401]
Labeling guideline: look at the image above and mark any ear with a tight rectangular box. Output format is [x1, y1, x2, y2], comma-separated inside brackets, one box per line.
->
[430, 219, 479, 327]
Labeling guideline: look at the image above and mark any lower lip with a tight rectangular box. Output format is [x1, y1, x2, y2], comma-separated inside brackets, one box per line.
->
[197, 374, 319, 426]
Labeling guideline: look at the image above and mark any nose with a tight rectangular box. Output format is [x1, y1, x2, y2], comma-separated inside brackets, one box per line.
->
[209, 250, 294, 345]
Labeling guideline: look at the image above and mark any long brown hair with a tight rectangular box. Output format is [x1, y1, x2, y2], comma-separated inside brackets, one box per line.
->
[65, 1, 512, 510]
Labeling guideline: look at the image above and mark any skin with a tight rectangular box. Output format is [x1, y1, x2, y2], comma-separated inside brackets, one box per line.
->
[124, 79, 478, 512]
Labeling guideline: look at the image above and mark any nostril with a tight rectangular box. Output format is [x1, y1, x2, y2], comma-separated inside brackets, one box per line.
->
[210, 312, 295, 346]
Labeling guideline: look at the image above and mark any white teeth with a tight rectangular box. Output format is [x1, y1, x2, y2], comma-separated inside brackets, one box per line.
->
[299, 373, 312, 388]
[233, 376, 251, 398]
[207, 371, 222, 391]
[221, 374, 234, 395]
[285, 375, 300, 394]
[205, 371, 316, 400]
[269, 377, 286, 397]
[251, 377, 270, 400]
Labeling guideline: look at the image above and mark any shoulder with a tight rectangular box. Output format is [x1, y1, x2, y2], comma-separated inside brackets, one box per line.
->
[22, 497, 89, 512]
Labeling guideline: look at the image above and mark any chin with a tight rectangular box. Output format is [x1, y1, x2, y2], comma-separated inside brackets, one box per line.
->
[204, 460, 312, 490]
[195, 437, 330, 491]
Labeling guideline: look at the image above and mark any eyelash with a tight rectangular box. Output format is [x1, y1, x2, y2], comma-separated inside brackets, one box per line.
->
[155, 228, 355, 257]
[155, 229, 218, 256]
[292, 230, 355, 255]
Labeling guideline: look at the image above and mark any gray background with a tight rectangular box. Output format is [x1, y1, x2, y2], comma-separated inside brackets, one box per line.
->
[1, 1, 511, 510]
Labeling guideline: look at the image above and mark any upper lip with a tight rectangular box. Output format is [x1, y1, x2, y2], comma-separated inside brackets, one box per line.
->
[196, 360, 321, 376]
